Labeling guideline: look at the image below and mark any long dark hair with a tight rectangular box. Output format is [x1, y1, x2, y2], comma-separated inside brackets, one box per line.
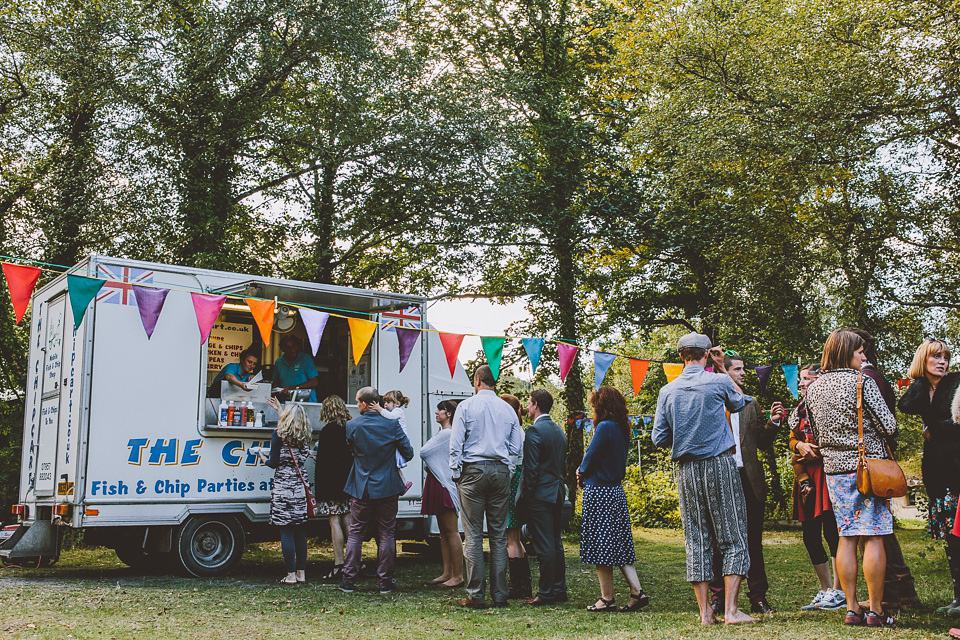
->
[590, 386, 630, 443]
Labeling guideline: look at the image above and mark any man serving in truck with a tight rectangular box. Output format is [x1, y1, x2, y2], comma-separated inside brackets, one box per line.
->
[274, 335, 320, 402]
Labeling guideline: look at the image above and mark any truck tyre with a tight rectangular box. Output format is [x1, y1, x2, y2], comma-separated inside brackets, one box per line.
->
[176, 515, 245, 577]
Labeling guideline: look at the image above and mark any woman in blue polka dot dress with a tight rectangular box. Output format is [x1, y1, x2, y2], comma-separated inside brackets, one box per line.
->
[577, 386, 650, 613]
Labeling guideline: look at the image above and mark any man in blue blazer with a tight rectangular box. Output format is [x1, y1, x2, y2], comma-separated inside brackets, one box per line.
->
[340, 386, 413, 594]
[518, 389, 568, 605]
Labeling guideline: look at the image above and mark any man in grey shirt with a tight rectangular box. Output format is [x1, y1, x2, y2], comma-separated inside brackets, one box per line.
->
[652, 332, 756, 625]
[450, 365, 524, 609]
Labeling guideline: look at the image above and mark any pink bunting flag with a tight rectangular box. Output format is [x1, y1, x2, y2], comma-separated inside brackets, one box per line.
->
[300, 308, 330, 356]
[191, 293, 226, 344]
[557, 343, 579, 382]
[396, 327, 420, 373]
[132, 285, 169, 339]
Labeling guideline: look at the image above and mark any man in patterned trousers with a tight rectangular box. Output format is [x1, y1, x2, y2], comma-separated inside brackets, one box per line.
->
[652, 332, 756, 625]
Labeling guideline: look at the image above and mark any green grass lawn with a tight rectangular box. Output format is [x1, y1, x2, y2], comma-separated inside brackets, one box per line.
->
[1, 524, 957, 638]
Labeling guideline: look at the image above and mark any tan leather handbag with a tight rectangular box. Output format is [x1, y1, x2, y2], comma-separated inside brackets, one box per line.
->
[855, 373, 907, 499]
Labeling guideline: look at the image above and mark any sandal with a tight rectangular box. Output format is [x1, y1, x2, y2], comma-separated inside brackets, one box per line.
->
[619, 590, 650, 612]
[321, 564, 343, 582]
[587, 597, 617, 612]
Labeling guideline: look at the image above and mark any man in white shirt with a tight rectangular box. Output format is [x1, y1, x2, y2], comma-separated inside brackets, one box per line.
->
[450, 365, 524, 609]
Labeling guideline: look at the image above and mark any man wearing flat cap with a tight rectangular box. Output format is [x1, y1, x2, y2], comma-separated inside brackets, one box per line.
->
[652, 332, 756, 625]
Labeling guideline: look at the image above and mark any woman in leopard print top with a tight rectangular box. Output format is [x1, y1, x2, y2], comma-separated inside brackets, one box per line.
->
[804, 329, 898, 627]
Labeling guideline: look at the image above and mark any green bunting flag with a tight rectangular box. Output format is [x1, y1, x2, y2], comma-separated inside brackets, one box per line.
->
[480, 336, 505, 381]
[67, 274, 105, 329]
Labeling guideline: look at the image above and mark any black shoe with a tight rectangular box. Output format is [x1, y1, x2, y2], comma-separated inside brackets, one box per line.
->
[338, 581, 356, 593]
[553, 592, 569, 603]
[491, 601, 509, 608]
[379, 579, 398, 594]
[751, 599, 776, 614]
[710, 597, 724, 615]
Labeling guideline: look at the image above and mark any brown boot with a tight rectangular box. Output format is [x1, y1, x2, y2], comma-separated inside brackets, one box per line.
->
[507, 557, 532, 599]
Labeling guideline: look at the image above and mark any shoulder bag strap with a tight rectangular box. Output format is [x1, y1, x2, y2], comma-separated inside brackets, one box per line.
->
[857, 373, 866, 465]
[287, 442, 310, 488]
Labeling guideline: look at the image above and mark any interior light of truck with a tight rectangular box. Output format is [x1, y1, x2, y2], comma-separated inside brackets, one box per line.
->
[84, 509, 99, 516]
[11, 504, 26, 516]
[53, 504, 71, 517]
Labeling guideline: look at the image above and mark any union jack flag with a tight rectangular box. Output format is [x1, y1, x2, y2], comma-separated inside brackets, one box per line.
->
[380, 306, 422, 331]
[95, 265, 154, 307]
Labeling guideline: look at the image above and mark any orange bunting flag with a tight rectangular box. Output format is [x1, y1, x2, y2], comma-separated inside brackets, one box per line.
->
[245, 298, 276, 347]
[2, 262, 42, 324]
[438, 332, 465, 378]
[629, 359, 650, 395]
[663, 363, 684, 383]
[348, 317, 378, 365]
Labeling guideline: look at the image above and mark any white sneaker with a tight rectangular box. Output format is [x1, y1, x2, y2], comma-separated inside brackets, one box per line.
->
[801, 590, 826, 611]
[818, 589, 847, 610]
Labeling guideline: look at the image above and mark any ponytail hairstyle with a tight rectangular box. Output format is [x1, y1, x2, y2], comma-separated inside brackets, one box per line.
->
[384, 389, 410, 408]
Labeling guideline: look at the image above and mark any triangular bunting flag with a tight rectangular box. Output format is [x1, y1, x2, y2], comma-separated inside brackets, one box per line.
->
[754, 365, 774, 396]
[300, 308, 330, 356]
[558, 343, 579, 382]
[396, 327, 420, 373]
[2, 262, 42, 324]
[781, 364, 799, 399]
[245, 298, 276, 347]
[67, 274, 105, 330]
[663, 363, 684, 383]
[438, 332, 465, 378]
[896, 378, 911, 390]
[629, 359, 649, 396]
[480, 336, 505, 381]
[132, 285, 169, 339]
[347, 317, 378, 365]
[191, 293, 226, 344]
[522, 337, 545, 375]
[705, 366, 714, 373]
[593, 352, 616, 390]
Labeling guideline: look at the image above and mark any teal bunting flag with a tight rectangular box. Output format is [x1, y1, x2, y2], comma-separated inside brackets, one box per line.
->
[480, 336, 505, 380]
[522, 337, 545, 374]
[594, 352, 616, 390]
[67, 274, 105, 329]
[781, 364, 799, 399]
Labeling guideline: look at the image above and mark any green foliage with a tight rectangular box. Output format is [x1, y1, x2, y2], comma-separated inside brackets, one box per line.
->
[623, 461, 682, 528]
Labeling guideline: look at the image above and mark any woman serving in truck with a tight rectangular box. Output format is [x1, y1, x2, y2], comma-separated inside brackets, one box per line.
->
[207, 348, 261, 397]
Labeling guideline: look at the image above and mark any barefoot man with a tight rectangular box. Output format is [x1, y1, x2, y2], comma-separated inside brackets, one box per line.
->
[652, 333, 757, 625]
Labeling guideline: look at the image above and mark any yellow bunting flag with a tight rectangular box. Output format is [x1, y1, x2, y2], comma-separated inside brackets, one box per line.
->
[245, 298, 276, 347]
[348, 317, 378, 365]
[663, 363, 684, 383]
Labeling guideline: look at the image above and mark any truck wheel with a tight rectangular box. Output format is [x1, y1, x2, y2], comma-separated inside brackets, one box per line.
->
[176, 515, 245, 577]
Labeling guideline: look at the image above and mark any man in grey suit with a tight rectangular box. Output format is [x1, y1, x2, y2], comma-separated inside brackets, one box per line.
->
[518, 389, 568, 605]
[340, 386, 413, 594]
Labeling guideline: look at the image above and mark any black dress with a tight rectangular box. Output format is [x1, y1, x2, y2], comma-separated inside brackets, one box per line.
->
[314, 421, 352, 513]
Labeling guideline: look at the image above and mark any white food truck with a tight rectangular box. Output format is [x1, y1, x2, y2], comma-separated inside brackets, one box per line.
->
[0, 256, 473, 575]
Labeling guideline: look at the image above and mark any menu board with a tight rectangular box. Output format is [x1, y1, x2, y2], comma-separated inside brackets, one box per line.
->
[207, 320, 254, 372]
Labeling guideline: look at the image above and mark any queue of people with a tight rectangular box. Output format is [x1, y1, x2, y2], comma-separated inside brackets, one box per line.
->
[255, 331, 960, 632]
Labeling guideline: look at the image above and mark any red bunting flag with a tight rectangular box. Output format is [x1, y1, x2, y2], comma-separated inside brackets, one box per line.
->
[2, 262, 42, 324]
[629, 359, 649, 396]
[438, 332, 465, 378]
[896, 378, 911, 390]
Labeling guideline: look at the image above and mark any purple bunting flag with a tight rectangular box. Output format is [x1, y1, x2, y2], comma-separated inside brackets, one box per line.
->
[754, 365, 775, 396]
[132, 285, 169, 339]
[396, 327, 420, 373]
[300, 308, 330, 356]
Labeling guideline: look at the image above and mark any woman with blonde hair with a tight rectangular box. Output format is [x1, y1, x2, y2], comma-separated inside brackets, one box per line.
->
[899, 338, 960, 615]
[315, 395, 354, 582]
[260, 397, 313, 584]
[805, 329, 897, 626]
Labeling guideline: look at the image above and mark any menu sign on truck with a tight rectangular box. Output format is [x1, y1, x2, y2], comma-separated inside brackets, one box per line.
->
[207, 321, 253, 372]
